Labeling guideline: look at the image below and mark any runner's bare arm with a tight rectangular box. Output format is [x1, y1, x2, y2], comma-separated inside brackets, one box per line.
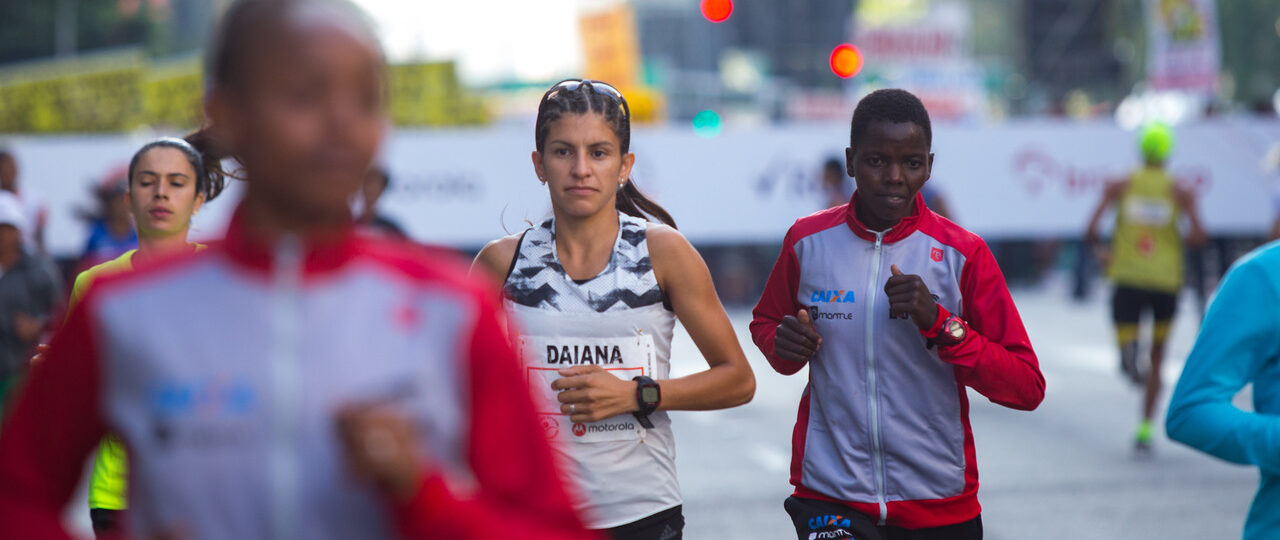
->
[551, 225, 757, 422]
[1173, 183, 1208, 248]
[469, 234, 522, 284]
[646, 224, 756, 411]
[1084, 179, 1127, 245]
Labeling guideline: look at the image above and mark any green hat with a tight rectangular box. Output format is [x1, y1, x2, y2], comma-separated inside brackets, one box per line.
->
[1139, 122, 1174, 162]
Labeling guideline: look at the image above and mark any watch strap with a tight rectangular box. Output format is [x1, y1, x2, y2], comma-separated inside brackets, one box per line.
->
[921, 304, 967, 347]
[920, 304, 950, 339]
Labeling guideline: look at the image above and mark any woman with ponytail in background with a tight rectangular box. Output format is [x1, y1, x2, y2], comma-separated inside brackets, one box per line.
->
[65, 134, 228, 537]
[472, 79, 756, 540]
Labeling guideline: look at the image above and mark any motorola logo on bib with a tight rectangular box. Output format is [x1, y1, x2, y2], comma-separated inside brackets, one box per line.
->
[572, 421, 637, 437]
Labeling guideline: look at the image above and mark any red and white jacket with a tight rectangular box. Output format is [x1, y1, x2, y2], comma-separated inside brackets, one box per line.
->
[750, 193, 1045, 529]
[0, 207, 599, 540]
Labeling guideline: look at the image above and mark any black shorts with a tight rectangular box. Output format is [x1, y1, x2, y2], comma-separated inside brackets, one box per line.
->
[784, 496, 982, 540]
[1111, 285, 1178, 325]
[601, 505, 683, 540]
[90, 508, 121, 538]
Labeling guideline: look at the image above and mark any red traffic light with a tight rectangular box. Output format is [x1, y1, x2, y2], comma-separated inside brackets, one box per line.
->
[701, 0, 733, 23]
[829, 44, 863, 79]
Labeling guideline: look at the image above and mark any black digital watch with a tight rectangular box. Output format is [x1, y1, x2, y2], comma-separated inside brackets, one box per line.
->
[632, 376, 660, 429]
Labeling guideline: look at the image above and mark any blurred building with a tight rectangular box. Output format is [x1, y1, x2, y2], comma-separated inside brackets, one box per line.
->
[1, 0, 1277, 127]
[1020, 0, 1126, 115]
[629, 0, 1279, 124]
[633, 0, 855, 122]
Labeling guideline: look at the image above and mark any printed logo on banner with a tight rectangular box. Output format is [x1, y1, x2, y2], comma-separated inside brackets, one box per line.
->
[572, 422, 586, 437]
[931, 247, 944, 262]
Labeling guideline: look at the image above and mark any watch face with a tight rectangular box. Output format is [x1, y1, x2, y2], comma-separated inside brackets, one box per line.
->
[641, 387, 659, 403]
[946, 318, 965, 340]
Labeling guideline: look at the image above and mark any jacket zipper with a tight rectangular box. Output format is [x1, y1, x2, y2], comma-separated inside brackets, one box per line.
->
[864, 230, 889, 525]
[270, 235, 303, 540]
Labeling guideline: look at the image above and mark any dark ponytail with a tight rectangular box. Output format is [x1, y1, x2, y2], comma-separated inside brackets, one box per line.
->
[126, 130, 232, 203]
[535, 80, 678, 228]
[183, 128, 233, 202]
[617, 180, 676, 229]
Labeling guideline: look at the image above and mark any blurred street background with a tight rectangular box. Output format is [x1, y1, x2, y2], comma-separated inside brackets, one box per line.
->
[1, 0, 1278, 538]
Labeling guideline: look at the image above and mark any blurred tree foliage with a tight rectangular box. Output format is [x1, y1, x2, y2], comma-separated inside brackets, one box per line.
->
[387, 62, 490, 127]
[0, 52, 488, 133]
[1216, 0, 1280, 110]
[0, 1, 149, 64]
[0, 50, 146, 132]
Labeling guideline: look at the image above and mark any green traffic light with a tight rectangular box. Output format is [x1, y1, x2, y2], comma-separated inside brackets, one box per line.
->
[692, 110, 722, 137]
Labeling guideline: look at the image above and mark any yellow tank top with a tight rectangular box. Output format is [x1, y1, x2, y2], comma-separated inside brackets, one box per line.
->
[1108, 167, 1183, 293]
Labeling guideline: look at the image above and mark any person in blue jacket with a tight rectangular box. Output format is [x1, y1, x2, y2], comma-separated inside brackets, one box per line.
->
[1166, 240, 1280, 540]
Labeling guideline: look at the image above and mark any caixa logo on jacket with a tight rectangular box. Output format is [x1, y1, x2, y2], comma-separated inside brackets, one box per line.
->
[148, 376, 257, 417]
[810, 289, 855, 303]
[806, 290, 855, 321]
[146, 376, 259, 449]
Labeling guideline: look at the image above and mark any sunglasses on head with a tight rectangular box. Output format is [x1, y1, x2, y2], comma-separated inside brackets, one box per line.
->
[541, 79, 630, 120]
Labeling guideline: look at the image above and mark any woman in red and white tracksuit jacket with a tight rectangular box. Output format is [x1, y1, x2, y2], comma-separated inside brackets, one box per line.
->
[751, 89, 1045, 538]
[0, 1, 595, 539]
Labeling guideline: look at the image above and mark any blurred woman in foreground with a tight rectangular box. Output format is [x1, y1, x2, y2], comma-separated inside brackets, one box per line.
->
[0, 1, 595, 539]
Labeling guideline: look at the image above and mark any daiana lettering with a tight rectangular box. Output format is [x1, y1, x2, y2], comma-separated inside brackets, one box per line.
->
[546, 345, 624, 365]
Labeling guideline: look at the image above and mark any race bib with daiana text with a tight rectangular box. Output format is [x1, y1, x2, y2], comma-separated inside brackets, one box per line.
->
[518, 334, 655, 443]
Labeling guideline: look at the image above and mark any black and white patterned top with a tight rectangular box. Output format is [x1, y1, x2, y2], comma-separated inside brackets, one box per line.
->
[504, 213, 666, 313]
[501, 211, 681, 527]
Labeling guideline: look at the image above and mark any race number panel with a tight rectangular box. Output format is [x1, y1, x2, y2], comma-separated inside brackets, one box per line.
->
[519, 334, 656, 443]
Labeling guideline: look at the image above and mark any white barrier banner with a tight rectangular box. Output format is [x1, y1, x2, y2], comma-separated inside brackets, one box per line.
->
[4, 118, 1277, 257]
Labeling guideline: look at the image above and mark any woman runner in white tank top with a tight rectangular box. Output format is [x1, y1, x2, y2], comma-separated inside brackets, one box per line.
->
[472, 79, 756, 540]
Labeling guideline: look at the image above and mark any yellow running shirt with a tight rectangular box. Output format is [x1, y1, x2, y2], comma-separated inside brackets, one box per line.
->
[1107, 167, 1183, 294]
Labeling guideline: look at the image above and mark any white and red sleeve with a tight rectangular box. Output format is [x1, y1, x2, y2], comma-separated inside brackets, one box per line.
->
[750, 226, 806, 375]
[936, 241, 1045, 411]
[390, 291, 599, 540]
[0, 298, 108, 539]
